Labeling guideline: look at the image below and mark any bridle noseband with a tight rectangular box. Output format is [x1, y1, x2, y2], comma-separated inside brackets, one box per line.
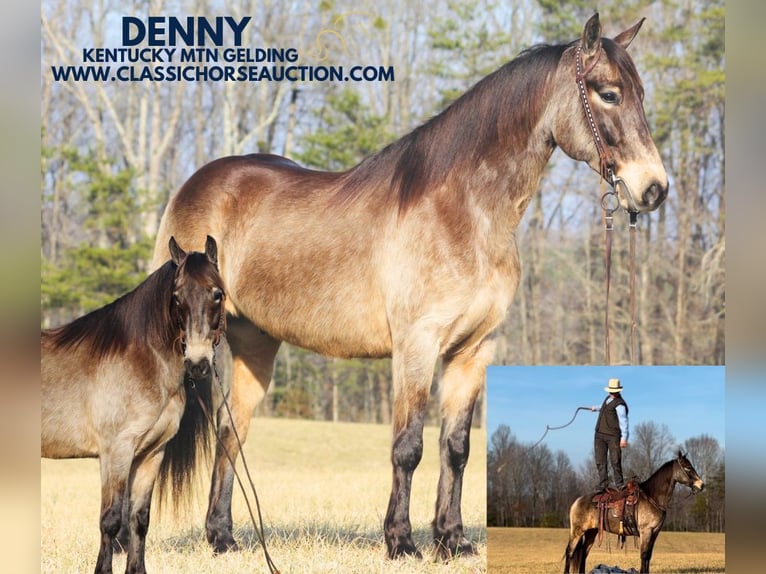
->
[575, 42, 640, 365]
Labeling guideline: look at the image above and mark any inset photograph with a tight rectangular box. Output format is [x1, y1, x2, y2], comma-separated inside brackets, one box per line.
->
[486, 366, 724, 574]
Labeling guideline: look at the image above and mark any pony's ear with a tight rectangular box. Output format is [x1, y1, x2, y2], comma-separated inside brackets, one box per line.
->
[581, 13, 602, 56]
[205, 235, 219, 268]
[613, 18, 645, 50]
[169, 236, 186, 266]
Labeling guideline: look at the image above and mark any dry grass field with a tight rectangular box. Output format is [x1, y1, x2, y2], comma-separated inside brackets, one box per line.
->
[41, 418, 487, 573]
[487, 527, 725, 574]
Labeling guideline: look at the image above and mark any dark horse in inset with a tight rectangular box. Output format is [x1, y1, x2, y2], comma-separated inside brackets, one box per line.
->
[151, 14, 668, 559]
[564, 451, 705, 574]
[42, 237, 230, 574]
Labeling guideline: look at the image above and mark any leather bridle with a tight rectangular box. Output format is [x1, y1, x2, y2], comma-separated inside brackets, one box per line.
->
[575, 43, 639, 365]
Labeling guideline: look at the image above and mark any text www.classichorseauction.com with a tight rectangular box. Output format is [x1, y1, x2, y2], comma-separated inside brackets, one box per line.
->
[48, 16, 395, 83]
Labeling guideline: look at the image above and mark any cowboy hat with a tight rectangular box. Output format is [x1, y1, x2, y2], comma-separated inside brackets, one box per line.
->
[604, 378, 623, 393]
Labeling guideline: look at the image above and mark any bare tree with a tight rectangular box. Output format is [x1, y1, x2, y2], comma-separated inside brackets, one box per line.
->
[623, 421, 676, 480]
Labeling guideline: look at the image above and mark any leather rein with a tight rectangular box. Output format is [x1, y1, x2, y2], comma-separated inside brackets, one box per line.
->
[575, 43, 639, 365]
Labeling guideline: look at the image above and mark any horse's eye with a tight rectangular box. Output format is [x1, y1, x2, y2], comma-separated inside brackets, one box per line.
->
[600, 91, 619, 104]
[212, 288, 223, 303]
[172, 293, 181, 306]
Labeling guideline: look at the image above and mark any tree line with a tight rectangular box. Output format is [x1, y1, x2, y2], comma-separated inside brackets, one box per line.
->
[488, 422, 725, 532]
[41, 0, 724, 425]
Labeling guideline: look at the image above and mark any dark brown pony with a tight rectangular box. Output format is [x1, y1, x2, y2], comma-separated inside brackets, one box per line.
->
[151, 14, 668, 559]
[564, 451, 705, 574]
[41, 237, 228, 574]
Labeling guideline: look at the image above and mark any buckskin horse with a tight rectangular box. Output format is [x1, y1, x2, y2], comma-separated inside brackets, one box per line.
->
[564, 451, 705, 573]
[151, 14, 668, 559]
[42, 237, 230, 574]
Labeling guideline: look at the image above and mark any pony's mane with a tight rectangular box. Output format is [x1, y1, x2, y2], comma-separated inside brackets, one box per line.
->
[44, 260, 178, 360]
[335, 43, 569, 212]
[640, 456, 681, 494]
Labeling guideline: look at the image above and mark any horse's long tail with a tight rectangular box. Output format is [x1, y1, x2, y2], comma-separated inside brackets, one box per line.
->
[156, 373, 214, 513]
[564, 535, 586, 574]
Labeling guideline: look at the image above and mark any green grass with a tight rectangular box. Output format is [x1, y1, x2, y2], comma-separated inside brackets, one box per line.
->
[487, 527, 725, 574]
[41, 418, 487, 573]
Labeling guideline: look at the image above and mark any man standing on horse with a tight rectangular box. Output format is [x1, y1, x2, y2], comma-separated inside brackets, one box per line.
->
[591, 378, 629, 492]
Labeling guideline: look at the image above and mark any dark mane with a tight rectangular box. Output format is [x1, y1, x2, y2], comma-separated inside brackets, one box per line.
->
[640, 457, 676, 494]
[335, 43, 568, 212]
[44, 260, 178, 360]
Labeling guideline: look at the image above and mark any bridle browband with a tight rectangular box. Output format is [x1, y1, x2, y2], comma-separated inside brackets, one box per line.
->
[575, 42, 640, 365]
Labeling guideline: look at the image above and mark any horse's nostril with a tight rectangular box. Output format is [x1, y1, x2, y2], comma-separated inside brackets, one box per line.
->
[643, 181, 668, 208]
[643, 184, 659, 206]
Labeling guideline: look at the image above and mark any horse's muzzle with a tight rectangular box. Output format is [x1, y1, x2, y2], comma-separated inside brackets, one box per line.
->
[185, 357, 211, 380]
[691, 480, 705, 494]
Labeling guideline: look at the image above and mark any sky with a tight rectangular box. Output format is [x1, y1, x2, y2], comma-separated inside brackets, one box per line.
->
[486, 365, 725, 469]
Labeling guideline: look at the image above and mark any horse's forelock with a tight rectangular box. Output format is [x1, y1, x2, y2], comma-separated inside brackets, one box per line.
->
[601, 38, 645, 100]
[176, 251, 225, 292]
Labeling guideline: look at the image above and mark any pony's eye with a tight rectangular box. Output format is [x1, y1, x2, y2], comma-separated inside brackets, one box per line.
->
[600, 91, 619, 104]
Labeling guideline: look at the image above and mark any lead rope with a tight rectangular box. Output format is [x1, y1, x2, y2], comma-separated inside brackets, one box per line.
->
[629, 212, 638, 364]
[190, 350, 280, 574]
[601, 190, 618, 365]
[600, 197, 639, 366]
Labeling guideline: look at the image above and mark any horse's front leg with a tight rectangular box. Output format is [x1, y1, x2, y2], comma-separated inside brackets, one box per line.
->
[432, 338, 494, 559]
[639, 529, 660, 573]
[124, 449, 165, 574]
[206, 320, 280, 553]
[384, 331, 440, 559]
[95, 450, 131, 574]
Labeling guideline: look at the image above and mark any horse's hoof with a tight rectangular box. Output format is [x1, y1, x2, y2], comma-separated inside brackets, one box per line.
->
[387, 540, 422, 559]
[209, 534, 240, 555]
[434, 535, 476, 560]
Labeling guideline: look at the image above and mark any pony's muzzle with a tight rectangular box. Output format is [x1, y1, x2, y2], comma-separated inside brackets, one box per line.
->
[185, 357, 211, 380]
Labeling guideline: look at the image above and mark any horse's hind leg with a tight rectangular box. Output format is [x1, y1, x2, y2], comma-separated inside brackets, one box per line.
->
[124, 449, 165, 574]
[432, 339, 494, 559]
[580, 529, 597, 573]
[206, 318, 280, 553]
[384, 331, 440, 559]
[563, 534, 579, 574]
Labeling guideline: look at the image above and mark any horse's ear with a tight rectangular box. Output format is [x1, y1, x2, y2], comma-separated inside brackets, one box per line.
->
[169, 236, 186, 265]
[205, 235, 219, 267]
[613, 18, 645, 50]
[581, 13, 602, 56]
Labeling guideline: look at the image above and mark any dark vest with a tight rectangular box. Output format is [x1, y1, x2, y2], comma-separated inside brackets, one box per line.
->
[595, 394, 628, 437]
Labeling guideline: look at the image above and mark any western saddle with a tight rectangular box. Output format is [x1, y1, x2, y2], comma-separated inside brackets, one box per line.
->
[591, 478, 640, 547]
